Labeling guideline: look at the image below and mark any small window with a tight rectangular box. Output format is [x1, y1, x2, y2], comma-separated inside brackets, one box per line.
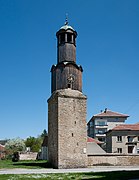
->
[117, 148, 122, 153]
[67, 33, 72, 43]
[117, 136, 122, 142]
[98, 137, 106, 142]
[60, 34, 65, 43]
[127, 136, 133, 142]
[72, 133, 73, 137]
[73, 35, 75, 44]
[90, 121, 93, 127]
[95, 129, 107, 134]
[68, 83, 71, 88]
[98, 130, 105, 134]
[138, 137, 139, 141]
[96, 121, 107, 126]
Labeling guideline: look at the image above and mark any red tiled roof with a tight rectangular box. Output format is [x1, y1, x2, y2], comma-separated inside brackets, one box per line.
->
[93, 109, 129, 118]
[0, 144, 5, 151]
[112, 124, 139, 131]
[87, 137, 103, 144]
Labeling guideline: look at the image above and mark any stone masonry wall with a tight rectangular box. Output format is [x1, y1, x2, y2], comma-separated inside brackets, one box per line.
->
[20, 153, 37, 160]
[48, 94, 58, 168]
[48, 89, 87, 168]
[88, 154, 139, 166]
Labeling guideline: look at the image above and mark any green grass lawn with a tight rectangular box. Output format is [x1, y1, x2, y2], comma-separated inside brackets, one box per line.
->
[0, 160, 49, 169]
[0, 171, 139, 180]
[1, 160, 139, 179]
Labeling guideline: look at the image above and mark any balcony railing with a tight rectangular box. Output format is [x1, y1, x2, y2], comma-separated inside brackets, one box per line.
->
[95, 124, 108, 126]
[95, 133, 106, 137]
[95, 125, 108, 129]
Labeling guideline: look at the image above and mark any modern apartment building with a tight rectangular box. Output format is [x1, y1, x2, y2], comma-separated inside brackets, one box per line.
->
[87, 108, 129, 143]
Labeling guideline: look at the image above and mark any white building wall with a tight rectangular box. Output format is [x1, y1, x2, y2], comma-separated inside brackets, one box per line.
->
[107, 117, 126, 130]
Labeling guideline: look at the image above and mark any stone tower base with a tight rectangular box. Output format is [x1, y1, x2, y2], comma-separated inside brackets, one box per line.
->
[48, 89, 87, 168]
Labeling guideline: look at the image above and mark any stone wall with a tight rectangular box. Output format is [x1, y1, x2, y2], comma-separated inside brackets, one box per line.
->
[48, 92, 58, 167]
[88, 154, 139, 166]
[20, 152, 37, 160]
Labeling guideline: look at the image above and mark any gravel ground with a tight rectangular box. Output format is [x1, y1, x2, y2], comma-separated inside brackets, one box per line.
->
[0, 166, 139, 174]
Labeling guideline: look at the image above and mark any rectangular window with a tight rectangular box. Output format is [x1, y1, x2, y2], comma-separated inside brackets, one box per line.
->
[90, 121, 93, 127]
[117, 148, 122, 153]
[96, 121, 107, 126]
[138, 137, 139, 142]
[95, 129, 106, 134]
[67, 33, 72, 43]
[127, 136, 133, 142]
[117, 136, 122, 142]
[98, 130, 104, 134]
[60, 34, 65, 43]
[98, 137, 106, 142]
[68, 83, 71, 88]
[98, 130, 105, 134]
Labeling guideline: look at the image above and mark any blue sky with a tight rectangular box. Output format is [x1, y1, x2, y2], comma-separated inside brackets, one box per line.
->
[0, 0, 139, 139]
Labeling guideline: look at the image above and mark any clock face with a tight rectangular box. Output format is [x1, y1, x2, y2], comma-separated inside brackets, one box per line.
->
[67, 74, 75, 89]
[67, 74, 75, 84]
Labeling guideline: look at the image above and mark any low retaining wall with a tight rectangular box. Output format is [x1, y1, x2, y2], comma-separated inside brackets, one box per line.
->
[88, 154, 139, 166]
[20, 152, 37, 160]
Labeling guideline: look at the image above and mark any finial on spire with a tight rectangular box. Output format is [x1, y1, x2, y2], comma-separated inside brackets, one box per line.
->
[65, 13, 68, 25]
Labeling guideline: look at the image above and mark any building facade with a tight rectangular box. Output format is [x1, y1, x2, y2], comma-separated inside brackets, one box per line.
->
[0, 144, 5, 159]
[106, 124, 139, 154]
[48, 20, 87, 168]
[87, 108, 129, 143]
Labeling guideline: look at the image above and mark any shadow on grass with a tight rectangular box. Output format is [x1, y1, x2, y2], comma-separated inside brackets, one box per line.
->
[83, 170, 139, 180]
[13, 161, 52, 168]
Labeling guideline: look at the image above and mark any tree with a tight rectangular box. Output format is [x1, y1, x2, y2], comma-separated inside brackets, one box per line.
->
[41, 129, 48, 138]
[24, 130, 48, 152]
[5, 138, 26, 155]
[25, 136, 42, 152]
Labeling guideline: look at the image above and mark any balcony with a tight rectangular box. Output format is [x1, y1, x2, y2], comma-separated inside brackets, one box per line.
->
[126, 136, 138, 145]
[126, 142, 137, 145]
[95, 125, 108, 129]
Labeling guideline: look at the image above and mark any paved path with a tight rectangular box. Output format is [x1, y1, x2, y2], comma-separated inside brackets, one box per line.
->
[0, 166, 139, 174]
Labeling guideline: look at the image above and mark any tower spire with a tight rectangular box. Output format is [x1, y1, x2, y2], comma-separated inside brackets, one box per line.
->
[65, 13, 68, 25]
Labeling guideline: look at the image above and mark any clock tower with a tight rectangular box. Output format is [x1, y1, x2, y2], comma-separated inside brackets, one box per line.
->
[51, 19, 83, 93]
[48, 20, 87, 168]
